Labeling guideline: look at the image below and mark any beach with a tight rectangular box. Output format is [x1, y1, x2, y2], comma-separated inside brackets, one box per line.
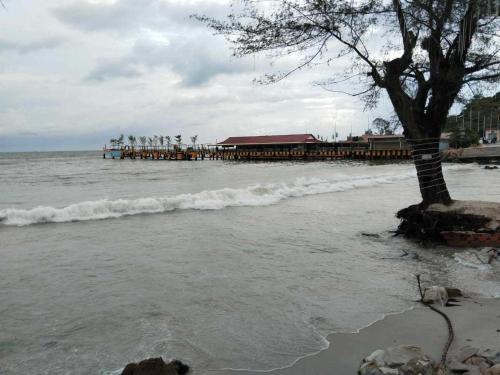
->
[219, 297, 500, 375]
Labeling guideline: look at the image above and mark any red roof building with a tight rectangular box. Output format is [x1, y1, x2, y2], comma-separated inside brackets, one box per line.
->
[217, 134, 321, 146]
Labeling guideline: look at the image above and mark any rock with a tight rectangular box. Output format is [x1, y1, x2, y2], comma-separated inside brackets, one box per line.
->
[447, 359, 471, 373]
[399, 357, 434, 374]
[486, 364, 500, 375]
[456, 347, 480, 363]
[465, 367, 484, 375]
[121, 358, 190, 375]
[359, 346, 433, 375]
[364, 349, 387, 367]
[484, 165, 499, 170]
[423, 286, 448, 306]
[477, 349, 500, 365]
[464, 355, 494, 372]
[359, 361, 385, 375]
[445, 287, 463, 298]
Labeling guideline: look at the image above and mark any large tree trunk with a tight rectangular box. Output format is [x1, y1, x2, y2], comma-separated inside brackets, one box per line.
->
[411, 139, 452, 207]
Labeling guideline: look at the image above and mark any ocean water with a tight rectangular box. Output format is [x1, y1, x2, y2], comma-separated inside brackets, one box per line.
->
[0, 151, 499, 375]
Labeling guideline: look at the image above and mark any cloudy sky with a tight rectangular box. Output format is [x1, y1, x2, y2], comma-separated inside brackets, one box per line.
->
[0, 0, 400, 151]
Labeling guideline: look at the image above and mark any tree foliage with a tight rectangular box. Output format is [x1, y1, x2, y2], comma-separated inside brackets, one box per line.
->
[372, 117, 401, 135]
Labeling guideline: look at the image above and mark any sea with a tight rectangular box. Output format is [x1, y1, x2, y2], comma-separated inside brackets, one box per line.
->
[0, 151, 499, 375]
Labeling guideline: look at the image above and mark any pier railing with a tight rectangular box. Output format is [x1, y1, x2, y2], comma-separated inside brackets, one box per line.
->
[103, 146, 412, 161]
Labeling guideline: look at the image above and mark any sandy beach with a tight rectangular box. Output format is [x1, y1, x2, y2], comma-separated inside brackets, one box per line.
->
[216, 298, 500, 375]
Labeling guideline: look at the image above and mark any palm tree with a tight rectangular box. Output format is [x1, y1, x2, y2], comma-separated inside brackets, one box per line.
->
[175, 135, 182, 149]
[165, 136, 171, 150]
[128, 135, 137, 149]
[159, 135, 164, 148]
[117, 134, 125, 148]
[190, 135, 198, 149]
[153, 135, 159, 148]
[139, 136, 147, 149]
[148, 137, 154, 147]
[109, 138, 117, 148]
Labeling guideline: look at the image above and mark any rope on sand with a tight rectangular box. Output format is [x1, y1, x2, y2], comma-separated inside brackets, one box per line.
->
[416, 274, 455, 370]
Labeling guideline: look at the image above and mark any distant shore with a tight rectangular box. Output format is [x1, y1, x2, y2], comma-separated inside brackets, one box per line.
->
[214, 297, 500, 375]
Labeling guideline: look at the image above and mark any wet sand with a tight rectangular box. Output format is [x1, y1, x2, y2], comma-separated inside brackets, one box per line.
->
[216, 298, 500, 375]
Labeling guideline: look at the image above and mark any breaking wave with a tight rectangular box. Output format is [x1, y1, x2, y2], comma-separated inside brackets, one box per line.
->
[0, 164, 474, 226]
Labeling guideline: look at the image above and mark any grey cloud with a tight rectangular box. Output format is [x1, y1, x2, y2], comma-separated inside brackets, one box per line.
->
[53, 0, 227, 33]
[0, 37, 65, 54]
[86, 61, 142, 81]
[86, 31, 251, 86]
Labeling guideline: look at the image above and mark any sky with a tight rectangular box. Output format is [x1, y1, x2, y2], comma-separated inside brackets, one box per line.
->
[0, 0, 411, 151]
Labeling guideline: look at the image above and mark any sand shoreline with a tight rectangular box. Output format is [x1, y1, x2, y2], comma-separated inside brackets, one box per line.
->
[211, 298, 500, 375]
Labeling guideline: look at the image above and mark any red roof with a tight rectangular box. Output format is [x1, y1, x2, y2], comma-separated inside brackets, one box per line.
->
[218, 134, 320, 146]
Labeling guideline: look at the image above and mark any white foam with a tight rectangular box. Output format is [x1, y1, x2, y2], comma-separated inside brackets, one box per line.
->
[0, 164, 475, 226]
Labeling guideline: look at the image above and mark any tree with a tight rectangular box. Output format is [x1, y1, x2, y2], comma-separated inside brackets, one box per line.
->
[117, 134, 125, 148]
[175, 134, 182, 148]
[128, 135, 137, 148]
[109, 138, 117, 148]
[446, 92, 500, 136]
[147, 137, 154, 147]
[165, 135, 172, 150]
[197, 1, 499, 206]
[372, 118, 400, 135]
[190, 135, 198, 149]
[159, 135, 164, 147]
[448, 124, 480, 148]
[139, 136, 147, 148]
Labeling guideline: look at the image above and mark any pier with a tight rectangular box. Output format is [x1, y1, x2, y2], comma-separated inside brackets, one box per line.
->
[103, 147, 203, 161]
[103, 133, 414, 161]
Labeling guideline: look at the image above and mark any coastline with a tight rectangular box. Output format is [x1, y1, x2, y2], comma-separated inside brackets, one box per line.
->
[213, 297, 500, 375]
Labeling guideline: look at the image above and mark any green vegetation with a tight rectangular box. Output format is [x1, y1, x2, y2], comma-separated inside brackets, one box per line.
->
[445, 92, 499, 147]
[446, 92, 500, 133]
[108, 134, 200, 150]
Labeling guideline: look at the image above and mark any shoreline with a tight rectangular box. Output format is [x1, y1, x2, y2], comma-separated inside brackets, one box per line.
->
[211, 297, 500, 375]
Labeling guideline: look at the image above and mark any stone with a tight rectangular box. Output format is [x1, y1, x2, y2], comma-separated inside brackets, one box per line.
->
[456, 346, 479, 363]
[363, 349, 386, 367]
[359, 346, 433, 375]
[464, 355, 494, 372]
[447, 359, 470, 373]
[445, 288, 463, 298]
[359, 361, 385, 375]
[477, 349, 500, 365]
[383, 346, 426, 367]
[398, 357, 433, 374]
[465, 367, 483, 375]
[121, 358, 190, 375]
[485, 364, 500, 375]
[423, 286, 449, 306]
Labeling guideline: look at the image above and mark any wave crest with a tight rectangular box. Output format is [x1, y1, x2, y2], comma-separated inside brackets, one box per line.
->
[0, 165, 474, 226]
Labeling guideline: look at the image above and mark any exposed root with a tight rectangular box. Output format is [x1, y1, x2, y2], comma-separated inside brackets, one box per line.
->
[396, 204, 492, 244]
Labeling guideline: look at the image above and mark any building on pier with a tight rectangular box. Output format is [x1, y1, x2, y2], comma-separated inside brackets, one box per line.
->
[215, 133, 412, 160]
[217, 134, 324, 152]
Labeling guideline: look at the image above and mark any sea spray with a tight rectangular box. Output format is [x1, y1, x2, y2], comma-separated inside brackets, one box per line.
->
[0, 164, 475, 226]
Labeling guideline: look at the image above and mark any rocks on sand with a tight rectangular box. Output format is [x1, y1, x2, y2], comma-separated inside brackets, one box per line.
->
[422, 286, 449, 306]
[121, 357, 190, 375]
[448, 346, 500, 375]
[358, 345, 433, 375]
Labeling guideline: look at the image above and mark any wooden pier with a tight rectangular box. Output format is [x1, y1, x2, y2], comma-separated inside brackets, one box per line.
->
[103, 134, 415, 161]
[103, 146, 412, 161]
[207, 148, 412, 161]
[103, 147, 203, 160]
